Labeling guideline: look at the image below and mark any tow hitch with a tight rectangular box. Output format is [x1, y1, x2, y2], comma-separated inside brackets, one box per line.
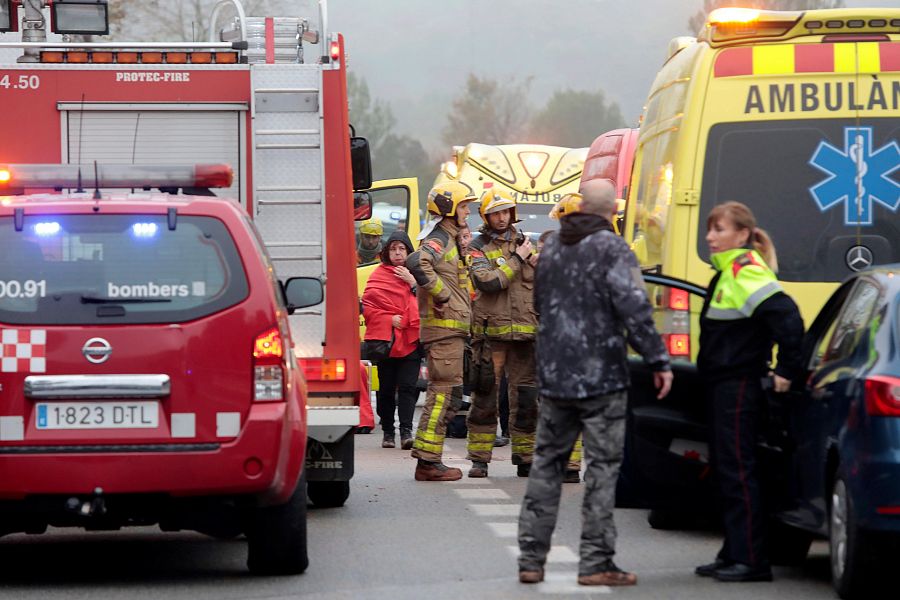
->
[65, 487, 107, 518]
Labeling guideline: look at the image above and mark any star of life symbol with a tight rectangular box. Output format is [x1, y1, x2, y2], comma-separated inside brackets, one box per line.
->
[808, 127, 900, 226]
[1, 329, 47, 373]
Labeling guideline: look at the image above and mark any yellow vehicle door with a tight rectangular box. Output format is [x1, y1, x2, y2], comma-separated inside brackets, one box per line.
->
[356, 177, 420, 325]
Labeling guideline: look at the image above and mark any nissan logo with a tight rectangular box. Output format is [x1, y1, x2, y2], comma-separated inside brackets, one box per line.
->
[82, 338, 113, 364]
[846, 245, 874, 272]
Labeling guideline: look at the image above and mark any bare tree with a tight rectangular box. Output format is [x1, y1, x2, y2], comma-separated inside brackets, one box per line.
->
[108, 0, 298, 41]
[442, 74, 533, 147]
[688, 0, 845, 34]
[529, 89, 626, 148]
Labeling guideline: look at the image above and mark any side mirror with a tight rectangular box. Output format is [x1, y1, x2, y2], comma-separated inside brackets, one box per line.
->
[353, 191, 373, 221]
[284, 277, 324, 314]
[350, 136, 373, 191]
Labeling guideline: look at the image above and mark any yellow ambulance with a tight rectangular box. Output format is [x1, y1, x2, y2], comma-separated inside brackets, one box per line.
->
[626, 7, 900, 326]
[434, 143, 588, 237]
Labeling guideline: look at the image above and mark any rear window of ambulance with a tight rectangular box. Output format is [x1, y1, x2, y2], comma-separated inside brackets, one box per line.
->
[0, 214, 248, 324]
[699, 118, 900, 282]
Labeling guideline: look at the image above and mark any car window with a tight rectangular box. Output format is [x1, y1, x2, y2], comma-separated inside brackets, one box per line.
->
[630, 277, 705, 365]
[355, 186, 410, 267]
[820, 280, 881, 365]
[0, 214, 248, 325]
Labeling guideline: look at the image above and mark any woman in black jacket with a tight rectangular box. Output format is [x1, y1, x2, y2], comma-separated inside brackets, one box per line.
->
[694, 201, 804, 583]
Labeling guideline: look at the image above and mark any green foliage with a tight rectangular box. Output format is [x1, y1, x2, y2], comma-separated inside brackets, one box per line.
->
[442, 74, 627, 150]
[688, 0, 845, 34]
[529, 89, 627, 148]
[441, 74, 533, 147]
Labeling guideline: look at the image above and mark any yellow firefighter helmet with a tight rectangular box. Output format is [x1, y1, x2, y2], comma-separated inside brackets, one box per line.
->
[478, 188, 517, 223]
[426, 181, 477, 217]
[549, 193, 583, 220]
[358, 217, 383, 236]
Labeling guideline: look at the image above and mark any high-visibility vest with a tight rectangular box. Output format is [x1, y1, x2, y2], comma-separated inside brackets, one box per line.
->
[707, 248, 782, 320]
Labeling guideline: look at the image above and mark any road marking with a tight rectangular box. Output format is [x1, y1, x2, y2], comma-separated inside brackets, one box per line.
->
[485, 522, 518, 537]
[507, 545, 579, 563]
[455, 488, 510, 500]
[470, 503, 521, 517]
[539, 573, 612, 595]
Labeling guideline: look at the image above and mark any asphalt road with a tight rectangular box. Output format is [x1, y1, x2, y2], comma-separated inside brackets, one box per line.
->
[0, 423, 838, 600]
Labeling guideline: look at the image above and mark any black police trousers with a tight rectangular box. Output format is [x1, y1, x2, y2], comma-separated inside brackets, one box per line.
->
[709, 376, 768, 567]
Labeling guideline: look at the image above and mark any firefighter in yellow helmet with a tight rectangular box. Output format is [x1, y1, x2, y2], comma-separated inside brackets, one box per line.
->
[465, 188, 539, 478]
[405, 181, 477, 481]
[357, 217, 384, 265]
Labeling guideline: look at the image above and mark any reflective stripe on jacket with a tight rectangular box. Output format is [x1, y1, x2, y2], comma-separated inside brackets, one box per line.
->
[698, 248, 805, 382]
[468, 226, 537, 342]
[706, 249, 781, 320]
[406, 218, 471, 343]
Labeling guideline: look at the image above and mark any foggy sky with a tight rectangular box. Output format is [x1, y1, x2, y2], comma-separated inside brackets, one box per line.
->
[330, 0, 899, 152]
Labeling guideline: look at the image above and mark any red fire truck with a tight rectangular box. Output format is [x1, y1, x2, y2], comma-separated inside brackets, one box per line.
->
[0, 0, 370, 508]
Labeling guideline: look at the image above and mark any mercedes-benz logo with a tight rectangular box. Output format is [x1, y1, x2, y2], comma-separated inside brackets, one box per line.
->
[82, 338, 113, 364]
[846, 245, 874, 272]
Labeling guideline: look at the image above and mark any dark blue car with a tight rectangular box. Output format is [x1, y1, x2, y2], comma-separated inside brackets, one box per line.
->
[619, 267, 900, 599]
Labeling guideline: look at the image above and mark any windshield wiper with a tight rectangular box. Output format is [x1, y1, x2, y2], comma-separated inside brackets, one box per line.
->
[81, 295, 172, 304]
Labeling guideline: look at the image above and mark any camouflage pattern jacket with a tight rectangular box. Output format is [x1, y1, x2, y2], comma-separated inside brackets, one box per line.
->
[406, 218, 471, 344]
[468, 226, 538, 342]
[534, 224, 670, 399]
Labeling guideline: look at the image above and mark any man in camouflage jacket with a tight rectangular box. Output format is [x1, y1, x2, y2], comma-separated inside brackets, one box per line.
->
[517, 179, 673, 587]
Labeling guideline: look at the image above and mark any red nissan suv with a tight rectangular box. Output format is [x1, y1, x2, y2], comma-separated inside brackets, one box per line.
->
[0, 164, 320, 575]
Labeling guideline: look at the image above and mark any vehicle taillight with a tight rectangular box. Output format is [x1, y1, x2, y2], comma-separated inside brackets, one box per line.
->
[669, 288, 690, 311]
[865, 375, 900, 417]
[659, 287, 691, 358]
[253, 327, 284, 402]
[299, 358, 347, 382]
[667, 334, 690, 357]
[330, 40, 340, 62]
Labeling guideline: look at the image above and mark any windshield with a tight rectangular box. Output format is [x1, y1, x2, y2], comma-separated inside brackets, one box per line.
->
[699, 118, 900, 282]
[517, 203, 558, 240]
[0, 214, 248, 325]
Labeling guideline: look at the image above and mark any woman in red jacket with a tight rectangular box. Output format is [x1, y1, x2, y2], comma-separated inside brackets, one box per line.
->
[362, 230, 422, 449]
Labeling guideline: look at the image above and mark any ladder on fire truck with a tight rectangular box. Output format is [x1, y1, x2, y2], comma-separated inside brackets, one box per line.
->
[244, 16, 328, 356]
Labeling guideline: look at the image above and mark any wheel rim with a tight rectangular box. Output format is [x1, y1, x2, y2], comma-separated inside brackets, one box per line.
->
[830, 479, 848, 581]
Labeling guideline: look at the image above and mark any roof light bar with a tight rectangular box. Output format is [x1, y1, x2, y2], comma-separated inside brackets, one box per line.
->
[0, 164, 234, 190]
[708, 8, 761, 24]
[704, 9, 803, 43]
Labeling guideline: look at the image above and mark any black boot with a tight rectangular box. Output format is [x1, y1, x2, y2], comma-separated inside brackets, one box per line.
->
[713, 562, 772, 582]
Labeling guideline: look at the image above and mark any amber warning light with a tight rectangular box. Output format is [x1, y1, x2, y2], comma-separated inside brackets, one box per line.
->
[0, 164, 233, 190]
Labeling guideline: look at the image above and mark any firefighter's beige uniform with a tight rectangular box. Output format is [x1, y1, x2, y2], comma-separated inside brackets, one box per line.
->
[406, 182, 475, 481]
[466, 191, 539, 470]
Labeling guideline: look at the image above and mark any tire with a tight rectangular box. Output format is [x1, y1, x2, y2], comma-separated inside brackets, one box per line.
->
[308, 480, 350, 508]
[246, 471, 309, 576]
[768, 521, 813, 566]
[830, 476, 871, 599]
